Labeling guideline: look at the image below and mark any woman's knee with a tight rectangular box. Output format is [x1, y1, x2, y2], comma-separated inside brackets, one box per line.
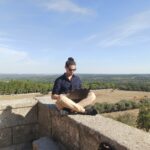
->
[88, 91, 96, 102]
[59, 94, 67, 100]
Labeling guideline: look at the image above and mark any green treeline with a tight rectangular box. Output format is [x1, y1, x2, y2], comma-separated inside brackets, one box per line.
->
[82, 81, 150, 91]
[94, 99, 150, 113]
[0, 80, 150, 95]
[0, 80, 53, 95]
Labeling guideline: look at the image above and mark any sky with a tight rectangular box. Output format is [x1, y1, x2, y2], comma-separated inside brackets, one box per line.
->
[0, 0, 150, 74]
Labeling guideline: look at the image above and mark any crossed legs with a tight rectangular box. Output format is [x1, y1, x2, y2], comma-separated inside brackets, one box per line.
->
[56, 90, 96, 113]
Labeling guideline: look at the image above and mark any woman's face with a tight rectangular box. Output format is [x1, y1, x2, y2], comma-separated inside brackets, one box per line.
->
[65, 65, 76, 76]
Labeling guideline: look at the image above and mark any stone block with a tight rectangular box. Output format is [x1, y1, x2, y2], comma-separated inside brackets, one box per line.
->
[32, 137, 60, 150]
[38, 102, 52, 137]
[79, 124, 102, 150]
[69, 114, 150, 150]
[52, 115, 79, 150]
[38, 124, 51, 137]
[13, 124, 38, 144]
[0, 128, 12, 148]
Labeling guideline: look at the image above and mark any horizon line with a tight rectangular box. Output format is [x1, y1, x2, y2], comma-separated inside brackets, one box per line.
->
[0, 73, 150, 75]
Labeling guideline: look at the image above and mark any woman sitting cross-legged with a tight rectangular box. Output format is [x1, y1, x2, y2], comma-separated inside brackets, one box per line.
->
[51, 57, 97, 115]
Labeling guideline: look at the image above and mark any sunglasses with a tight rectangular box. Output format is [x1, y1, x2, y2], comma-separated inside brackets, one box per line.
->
[68, 68, 76, 71]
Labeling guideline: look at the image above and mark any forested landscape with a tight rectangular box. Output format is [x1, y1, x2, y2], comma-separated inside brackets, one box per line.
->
[0, 74, 150, 94]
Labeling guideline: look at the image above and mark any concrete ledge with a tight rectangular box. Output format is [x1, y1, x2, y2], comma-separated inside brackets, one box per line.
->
[38, 99, 150, 150]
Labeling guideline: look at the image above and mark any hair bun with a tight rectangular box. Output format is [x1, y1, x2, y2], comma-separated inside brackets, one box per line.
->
[68, 57, 74, 61]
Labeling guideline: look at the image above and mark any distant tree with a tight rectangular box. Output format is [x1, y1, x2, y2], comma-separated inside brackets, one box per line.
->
[137, 102, 150, 132]
[0, 80, 52, 95]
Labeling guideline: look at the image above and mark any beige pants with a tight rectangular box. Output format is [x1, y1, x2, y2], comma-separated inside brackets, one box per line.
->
[56, 89, 96, 113]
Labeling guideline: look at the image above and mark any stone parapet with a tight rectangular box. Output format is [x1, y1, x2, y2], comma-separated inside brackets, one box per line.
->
[38, 98, 150, 150]
[0, 98, 38, 149]
[0, 96, 150, 150]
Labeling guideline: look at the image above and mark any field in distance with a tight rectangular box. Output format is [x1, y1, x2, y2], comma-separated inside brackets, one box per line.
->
[94, 89, 150, 103]
[0, 93, 42, 100]
[1, 89, 150, 102]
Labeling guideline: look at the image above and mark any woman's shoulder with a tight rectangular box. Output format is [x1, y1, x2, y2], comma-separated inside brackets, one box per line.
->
[55, 74, 65, 82]
[73, 74, 81, 80]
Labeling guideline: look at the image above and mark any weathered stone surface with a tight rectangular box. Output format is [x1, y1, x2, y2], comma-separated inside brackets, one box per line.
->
[0, 106, 38, 128]
[69, 114, 150, 150]
[0, 99, 37, 110]
[0, 128, 12, 148]
[79, 124, 101, 150]
[13, 124, 38, 144]
[36, 98, 150, 150]
[38, 102, 52, 137]
[0, 142, 32, 150]
[1, 97, 149, 150]
[52, 115, 79, 150]
[38, 124, 51, 138]
[33, 137, 60, 150]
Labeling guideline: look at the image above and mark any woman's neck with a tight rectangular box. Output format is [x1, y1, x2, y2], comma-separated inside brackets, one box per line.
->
[65, 73, 73, 81]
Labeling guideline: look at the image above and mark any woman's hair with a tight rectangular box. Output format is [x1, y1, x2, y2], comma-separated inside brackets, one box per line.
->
[65, 57, 76, 68]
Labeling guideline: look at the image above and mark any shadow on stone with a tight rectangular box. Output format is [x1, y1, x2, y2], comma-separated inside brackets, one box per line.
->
[0, 106, 24, 126]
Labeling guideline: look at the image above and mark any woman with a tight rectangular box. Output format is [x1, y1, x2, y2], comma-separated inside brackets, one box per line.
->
[51, 57, 97, 115]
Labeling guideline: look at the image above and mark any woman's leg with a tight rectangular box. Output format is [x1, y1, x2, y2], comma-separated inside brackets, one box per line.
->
[55, 100, 64, 110]
[56, 94, 85, 112]
[77, 91, 96, 108]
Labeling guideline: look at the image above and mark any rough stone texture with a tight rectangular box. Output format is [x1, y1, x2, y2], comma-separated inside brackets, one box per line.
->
[0, 106, 38, 128]
[12, 124, 38, 144]
[52, 115, 79, 150]
[0, 98, 37, 110]
[0, 128, 12, 148]
[38, 98, 80, 150]
[69, 114, 150, 150]
[79, 124, 101, 150]
[38, 102, 52, 137]
[0, 142, 32, 150]
[1, 97, 150, 150]
[0, 98, 38, 149]
[38, 99, 150, 150]
[33, 137, 61, 150]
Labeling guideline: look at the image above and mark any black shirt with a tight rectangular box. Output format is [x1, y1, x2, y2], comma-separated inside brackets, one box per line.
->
[52, 73, 82, 94]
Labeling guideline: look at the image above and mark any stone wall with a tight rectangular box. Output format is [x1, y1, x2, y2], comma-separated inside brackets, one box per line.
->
[38, 98, 150, 150]
[0, 98, 38, 150]
[0, 97, 150, 150]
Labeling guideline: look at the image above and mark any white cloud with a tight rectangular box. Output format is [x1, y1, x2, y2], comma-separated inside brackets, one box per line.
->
[0, 47, 61, 73]
[0, 47, 28, 62]
[40, 0, 94, 15]
[0, 47, 40, 72]
[97, 10, 150, 47]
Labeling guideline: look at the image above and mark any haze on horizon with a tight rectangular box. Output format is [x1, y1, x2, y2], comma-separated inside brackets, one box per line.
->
[0, 0, 150, 74]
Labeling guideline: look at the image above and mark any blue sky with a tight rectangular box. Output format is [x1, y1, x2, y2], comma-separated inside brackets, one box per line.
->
[0, 0, 150, 74]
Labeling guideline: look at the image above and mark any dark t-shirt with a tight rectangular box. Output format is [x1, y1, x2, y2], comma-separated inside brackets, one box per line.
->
[52, 73, 82, 94]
